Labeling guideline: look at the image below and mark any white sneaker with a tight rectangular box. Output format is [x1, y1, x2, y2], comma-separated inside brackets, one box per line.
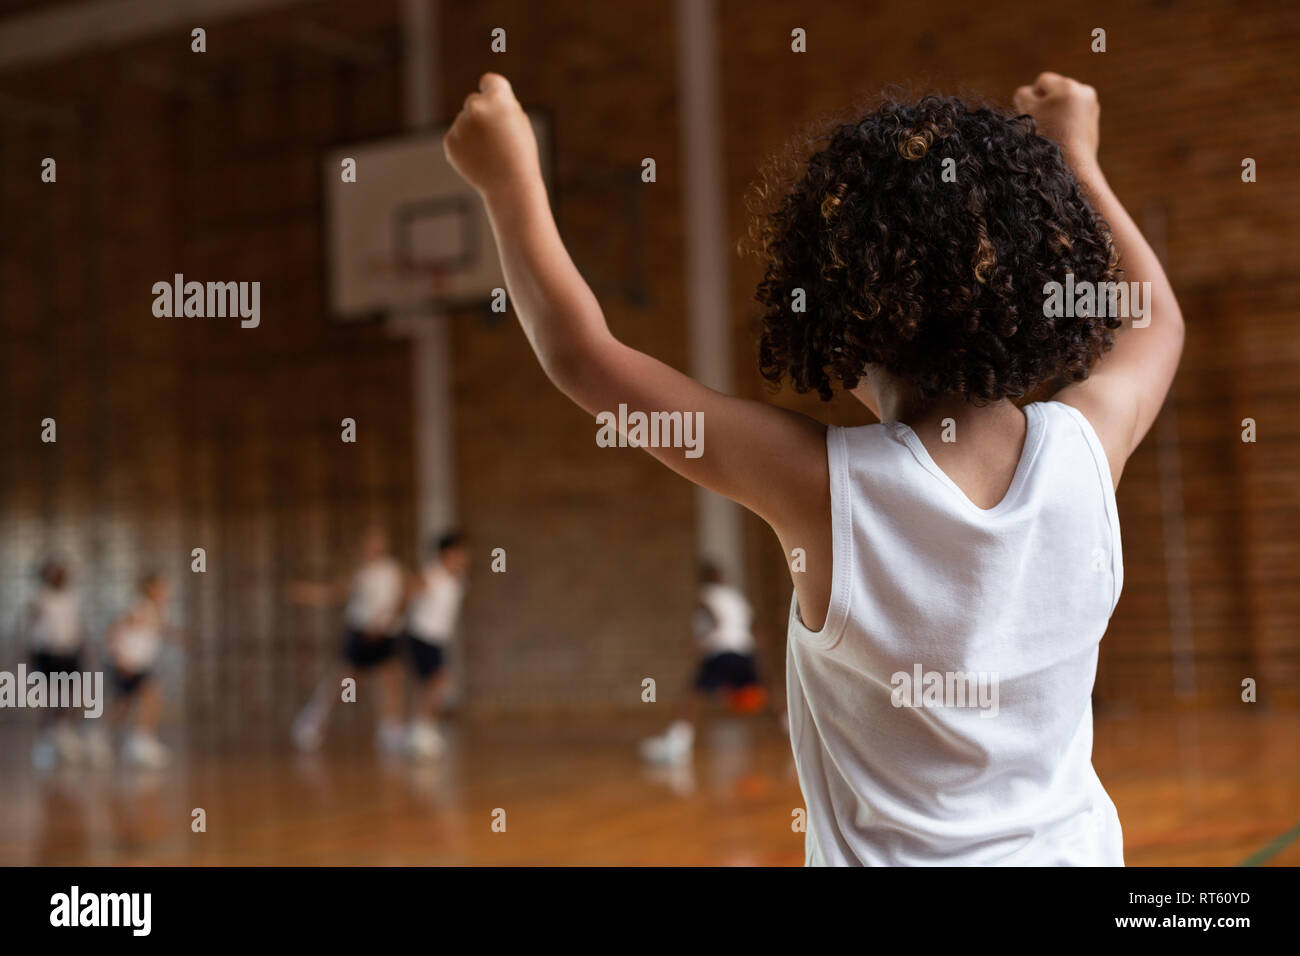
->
[639, 720, 694, 765]
[32, 733, 58, 771]
[124, 732, 170, 769]
[407, 720, 446, 761]
[376, 721, 407, 754]
[85, 727, 114, 768]
[52, 723, 85, 765]
[291, 707, 325, 752]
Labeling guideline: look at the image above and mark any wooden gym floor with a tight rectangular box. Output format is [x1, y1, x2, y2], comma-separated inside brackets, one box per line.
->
[0, 710, 1296, 866]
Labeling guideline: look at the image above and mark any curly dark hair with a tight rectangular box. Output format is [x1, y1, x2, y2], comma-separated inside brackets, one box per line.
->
[745, 95, 1122, 403]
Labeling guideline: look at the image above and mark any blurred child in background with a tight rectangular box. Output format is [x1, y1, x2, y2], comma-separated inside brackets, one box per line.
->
[290, 524, 406, 753]
[105, 572, 172, 768]
[640, 561, 768, 765]
[20, 560, 89, 769]
[401, 531, 469, 760]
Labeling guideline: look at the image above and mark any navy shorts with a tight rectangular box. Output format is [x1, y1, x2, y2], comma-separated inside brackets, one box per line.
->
[405, 634, 447, 680]
[112, 667, 152, 696]
[694, 652, 759, 692]
[342, 629, 398, 670]
[31, 650, 82, 677]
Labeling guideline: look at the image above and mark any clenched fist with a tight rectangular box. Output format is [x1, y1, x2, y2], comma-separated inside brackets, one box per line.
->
[444, 73, 541, 196]
[1013, 72, 1100, 169]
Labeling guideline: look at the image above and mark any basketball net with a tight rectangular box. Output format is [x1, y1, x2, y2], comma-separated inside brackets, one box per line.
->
[369, 258, 452, 336]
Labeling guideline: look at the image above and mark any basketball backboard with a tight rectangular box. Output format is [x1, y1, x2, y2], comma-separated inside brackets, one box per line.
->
[323, 110, 551, 322]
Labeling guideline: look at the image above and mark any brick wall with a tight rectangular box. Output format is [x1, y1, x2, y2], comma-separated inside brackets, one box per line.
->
[0, 2, 421, 738]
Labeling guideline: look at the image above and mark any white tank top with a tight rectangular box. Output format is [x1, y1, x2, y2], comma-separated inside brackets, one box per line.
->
[344, 557, 404, 634]
[115, 600, 164, 672]
[28, 588, 82, 654]
[695, 582, 755, 656]
[787, 401, 1125, 866]
[406, 563, 466, 645]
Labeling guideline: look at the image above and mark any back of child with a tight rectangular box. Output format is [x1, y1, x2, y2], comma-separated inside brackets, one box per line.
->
[789, 400, 1123, 864]
[445, 70, 1183, 865]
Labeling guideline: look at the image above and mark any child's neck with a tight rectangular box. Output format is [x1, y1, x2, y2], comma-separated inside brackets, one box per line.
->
[856, 369, 1021, 432]
[885, 394, 1021, 433]
[879, 389, 1030, 511]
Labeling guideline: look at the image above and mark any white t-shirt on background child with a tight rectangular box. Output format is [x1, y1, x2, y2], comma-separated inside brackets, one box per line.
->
[115, 599, 165, 674]
[28, 587, 82, 655]
[406, 563, 466, 645]
[695, 582, 755, 657]
[344, 557, 405, 635]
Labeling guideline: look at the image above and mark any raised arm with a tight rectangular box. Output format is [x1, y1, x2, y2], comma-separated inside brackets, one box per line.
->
[1015, 73, 1186, 488]
[443, 74, 828, 538]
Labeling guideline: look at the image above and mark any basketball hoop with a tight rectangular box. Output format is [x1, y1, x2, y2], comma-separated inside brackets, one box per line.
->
[323, 122, 547, 324]
[365, 257, 455, 302]
[367, 259, 453, 337]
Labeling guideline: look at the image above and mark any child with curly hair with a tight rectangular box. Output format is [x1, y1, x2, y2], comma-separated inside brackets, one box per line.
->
[444, 71, 1184, 865]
